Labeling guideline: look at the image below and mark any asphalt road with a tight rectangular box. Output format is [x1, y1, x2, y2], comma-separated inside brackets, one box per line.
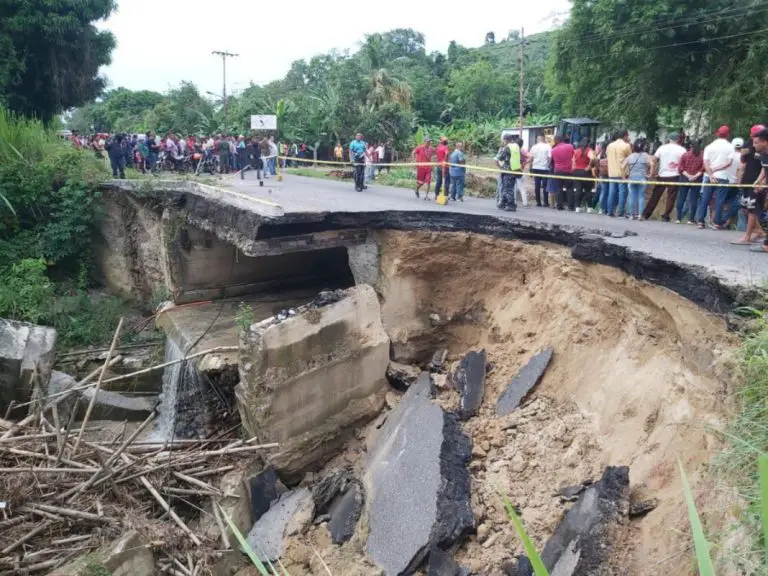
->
[226, 172, 767, 287]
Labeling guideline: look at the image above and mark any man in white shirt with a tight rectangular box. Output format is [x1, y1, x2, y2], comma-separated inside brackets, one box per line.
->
[376, 143, 385, 175]
[695, 125, 734, 228]
[642, 132, 685, 221]
[529, 135, 551, 207]
[177, 136, 187, 155]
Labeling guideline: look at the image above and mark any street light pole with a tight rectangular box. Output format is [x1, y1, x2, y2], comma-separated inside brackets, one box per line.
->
[212, 50, 239, 116]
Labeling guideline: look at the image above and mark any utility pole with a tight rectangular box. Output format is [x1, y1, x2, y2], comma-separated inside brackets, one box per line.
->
[212, 50, 239, 116]
[519, 28, 525, 143]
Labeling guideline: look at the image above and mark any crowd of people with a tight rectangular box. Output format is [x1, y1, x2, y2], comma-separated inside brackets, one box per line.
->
[345, 125, 768, 252]
[67, 131, 314, 178]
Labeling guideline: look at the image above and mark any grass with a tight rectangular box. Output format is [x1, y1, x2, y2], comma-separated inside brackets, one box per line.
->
[679, 458, 716, 576]
[501, 492, 549, 576]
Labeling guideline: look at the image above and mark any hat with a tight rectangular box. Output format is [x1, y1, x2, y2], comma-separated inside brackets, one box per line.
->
[751, 124, 767, 137]
[716, 125, 730, 138]
[732, 137, 744, 148]
[669, 132, 680, 142]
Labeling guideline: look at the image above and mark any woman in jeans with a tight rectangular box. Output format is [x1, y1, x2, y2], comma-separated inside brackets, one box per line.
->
[676, 140, 704, 223]
[622, 139, 651, 220]
[572, 138, 595, 212]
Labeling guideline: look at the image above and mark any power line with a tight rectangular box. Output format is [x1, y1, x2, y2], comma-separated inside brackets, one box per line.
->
[211, 50, 239, 116]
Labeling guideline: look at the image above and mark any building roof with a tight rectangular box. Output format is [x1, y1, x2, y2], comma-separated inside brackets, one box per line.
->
[561, 117, 600, 126]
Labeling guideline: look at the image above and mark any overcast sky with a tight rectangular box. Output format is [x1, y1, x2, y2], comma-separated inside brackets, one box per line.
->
[98, 1, 569, 96]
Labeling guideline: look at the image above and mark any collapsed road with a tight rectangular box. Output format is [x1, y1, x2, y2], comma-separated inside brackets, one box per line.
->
[0, 177, 748, 575]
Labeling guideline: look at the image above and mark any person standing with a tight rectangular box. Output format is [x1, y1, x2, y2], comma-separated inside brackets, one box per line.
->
[216, 134, 230, 174]
[606, 130, 632, 216]
[733, 125, 767, 244]
[529, 135, 551, 207]
[750, 128, 768, 252]
[383, 140, 393, 173]
[106, 134, 126, 179]
[268, 135, 278, 175]
[146, 131, 159, 174]
[596, 148, 610, 213]
[412, 137, 434, 199]
[695, 126, 734, 229]
[448, 142, 467, 201]
[622, 140, 652, 219]
[365, 142, 375, 183]
[497, 134, 521, 211]
[723, 138, 744, 226]
[676, 140, 704, 223]
[642, 133, 685, 221]
[515, 140, 529, 207]
[376, 142, 385, 174]
[435, 137, 451, 198]
[334, 142, 344, 165]
[349, 133, 367, 192]
[550, 136, 575, 210]
[572, 137, 595, 212]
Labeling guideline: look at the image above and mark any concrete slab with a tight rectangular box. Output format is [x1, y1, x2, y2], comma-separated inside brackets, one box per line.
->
[0, 319, 57, 417]
[250, 465, 282, 522]
[453, 350, 487, 419]
[365, 372, 473, 575]
[427, 548, 461, 576]
[237, 285, 390, 479]
[246, 488, 313, 561]
[496, 347, 554, 417]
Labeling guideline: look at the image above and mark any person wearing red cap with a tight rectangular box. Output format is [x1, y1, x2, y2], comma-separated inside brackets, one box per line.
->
[695, 125, 734, 229]
[732, 124, 767, 244]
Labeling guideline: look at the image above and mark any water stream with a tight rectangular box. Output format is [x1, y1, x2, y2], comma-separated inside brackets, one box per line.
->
[152, 336, 206, 441]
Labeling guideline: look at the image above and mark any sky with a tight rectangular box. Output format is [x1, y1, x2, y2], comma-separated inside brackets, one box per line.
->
[98, 0, 570, 97]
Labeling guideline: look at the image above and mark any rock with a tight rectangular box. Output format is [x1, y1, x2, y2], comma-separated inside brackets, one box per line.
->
[629, 497, 658, 517]
[428, 547, 461, 576]
[0, 318, 57, 417]
[56, 530, 154, 576]
[347, 241, 380, 287]
[385, 391, 399, 410]
[481, 440, 491, 452]
[312, 468, 350, 515]
[466, 558, 485, 574]
[236, 285, 389, 480]
[246, 488, 314, 562]
[429, 349, 448, 372]
[472, 444, 487, 459]
[366, 372, 473, 575]
[453, 349, 487, 419]
[496, 347, 554, 417]
[286, 491, 315, 536]
[250, 466, 283, 522]
[429, 313, 443, 327]
[328, 480, 364, 543]
[540, 466, 630, 574]
[386, 361, 421, 391]
[502, 556, 534, 576]
[555, 484, 588, 503]
[476, 523, 491, 541]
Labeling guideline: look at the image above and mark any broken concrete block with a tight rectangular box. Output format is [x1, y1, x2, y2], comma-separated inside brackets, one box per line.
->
[56, 530, 154, 576]
[496, 347, 553, 417]
[428, 547, 461, 576]
[540, 466, 630, 575]
[0, 318, 56, 417]
[312, 468, 350, 515]
[79, 388, 157, 421]
[429, 349, 448, 372]
[366, 372, 473, 575]
[250, 465, 282, 522]
[236, 285, 389, 479]
[454, 349, 487, 419]
[328, 480, 364, 544]
[386, 361, 421, 391]
[246, 488, 314, 561]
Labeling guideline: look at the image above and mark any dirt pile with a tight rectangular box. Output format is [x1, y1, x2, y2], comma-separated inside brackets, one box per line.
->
[370, 230, 736, 575]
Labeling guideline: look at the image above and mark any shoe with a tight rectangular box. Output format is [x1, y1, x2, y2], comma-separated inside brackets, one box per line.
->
[415, 190, 419, 198]
[575, 207, 581, 213]
[536, 203, 542, 207]
[459, 198, 464, 202]
[675, 220, 681, 224]
[587, 208, 594, 213]
[697, 223, 705, 229]
[662, 216, 670, 223]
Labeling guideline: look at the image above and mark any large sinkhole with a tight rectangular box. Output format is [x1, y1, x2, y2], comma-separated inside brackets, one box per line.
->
[149, 229, 734, 576]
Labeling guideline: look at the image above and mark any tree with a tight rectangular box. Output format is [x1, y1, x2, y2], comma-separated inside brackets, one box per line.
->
[360, 34, 412, 109]
[447, 61, 516, 119]
[0, 0, 117, 121]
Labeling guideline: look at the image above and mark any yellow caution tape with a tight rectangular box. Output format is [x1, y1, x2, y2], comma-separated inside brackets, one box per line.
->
[278, 155, 754, 189]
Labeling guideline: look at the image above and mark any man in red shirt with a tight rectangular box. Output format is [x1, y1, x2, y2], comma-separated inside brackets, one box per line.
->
[551, 136, 575, 210]
[435, 137, 450, 198]
[412, 137, 434, 200]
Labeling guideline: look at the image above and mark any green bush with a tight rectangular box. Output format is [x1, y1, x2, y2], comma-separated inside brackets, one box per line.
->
[0, 258, 53, 323]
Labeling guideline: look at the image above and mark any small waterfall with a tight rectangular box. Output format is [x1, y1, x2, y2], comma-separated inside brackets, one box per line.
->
[152, 336, 207, 441]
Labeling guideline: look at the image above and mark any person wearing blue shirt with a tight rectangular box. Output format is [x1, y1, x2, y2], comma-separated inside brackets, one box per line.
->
[448, 142, 467, 201]
[349, 133, 367, 192]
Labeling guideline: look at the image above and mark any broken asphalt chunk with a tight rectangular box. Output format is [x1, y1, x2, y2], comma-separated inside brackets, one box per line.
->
[496, 347, 554, 417]
[453, 349, 487, 419]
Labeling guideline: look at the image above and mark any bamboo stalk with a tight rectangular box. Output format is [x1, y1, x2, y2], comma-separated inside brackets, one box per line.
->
[26, 503, 112, 523]
[212, 500, 231, 550]
[71, 317, 124, 457]
[1, 521, 50, 554]
[50, 534, 94, 546]
[190, 465, 234, 478]
[172, 471, 221, 495]
[101, 346, 238, 385]
[162, 487, 219, 497]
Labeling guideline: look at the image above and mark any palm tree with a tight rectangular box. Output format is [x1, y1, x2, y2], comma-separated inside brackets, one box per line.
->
[360, 34, 412, 110]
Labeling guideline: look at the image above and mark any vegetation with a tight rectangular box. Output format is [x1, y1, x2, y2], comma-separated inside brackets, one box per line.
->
[550, 0, 768, 136]
[0, 108, 131, 347]
[66, 29, 555, 154]
[0, 0, 116, 122]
